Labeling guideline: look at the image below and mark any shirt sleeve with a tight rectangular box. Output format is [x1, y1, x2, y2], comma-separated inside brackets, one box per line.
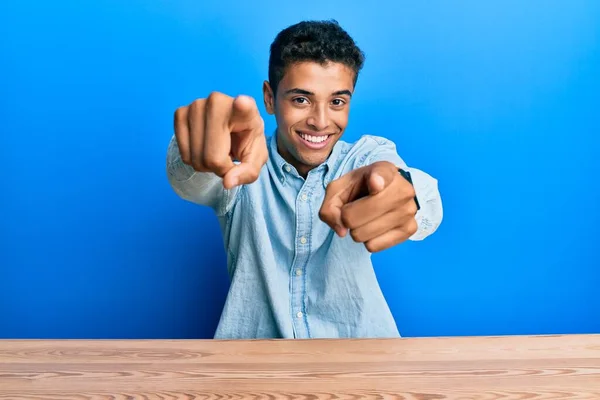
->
[165, 135, 240, 216]
[362, 136, 443, 241]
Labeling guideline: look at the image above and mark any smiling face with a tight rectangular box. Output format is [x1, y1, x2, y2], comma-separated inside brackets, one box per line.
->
[263, 61, 355, 177]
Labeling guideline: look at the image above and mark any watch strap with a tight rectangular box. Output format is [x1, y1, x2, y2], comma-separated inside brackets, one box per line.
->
[398, 168, 421, 211]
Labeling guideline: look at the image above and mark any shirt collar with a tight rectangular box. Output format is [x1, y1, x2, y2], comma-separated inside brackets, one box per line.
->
[268, 132, 291, 184]
[322, 140, 342, 188]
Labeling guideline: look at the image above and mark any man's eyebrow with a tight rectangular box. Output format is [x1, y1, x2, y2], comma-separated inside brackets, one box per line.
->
[333, 90, 353, 97]
[284, 88, 313, 96]
[284, 88, 353, 97]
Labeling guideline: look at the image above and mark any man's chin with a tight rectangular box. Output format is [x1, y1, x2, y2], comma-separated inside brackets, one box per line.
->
[296, 153, 328, 168]
[288, 138, 336, 166]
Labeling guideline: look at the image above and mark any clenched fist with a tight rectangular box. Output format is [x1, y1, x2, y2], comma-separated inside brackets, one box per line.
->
[174, 93, 268, 189]
[319, 161, 419, 252]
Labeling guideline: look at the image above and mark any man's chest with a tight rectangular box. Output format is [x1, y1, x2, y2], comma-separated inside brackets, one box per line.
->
[234, 170, 367, 263]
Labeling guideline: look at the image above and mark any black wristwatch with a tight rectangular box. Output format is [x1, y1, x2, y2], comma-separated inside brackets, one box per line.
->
[398, 169, 420, 211]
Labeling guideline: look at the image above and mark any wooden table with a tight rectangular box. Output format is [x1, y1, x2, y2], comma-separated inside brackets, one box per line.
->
[1, 334, 599, 399]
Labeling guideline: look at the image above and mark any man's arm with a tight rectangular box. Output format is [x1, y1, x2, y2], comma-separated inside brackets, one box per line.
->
[166, 135, 240, 216]
[319, 135, 443, 252]
[363, 137, 443, 241]
[166, 93, 268, 216]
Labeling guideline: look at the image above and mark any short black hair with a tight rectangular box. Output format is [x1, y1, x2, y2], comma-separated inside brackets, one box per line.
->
[268, 20, 365, 96]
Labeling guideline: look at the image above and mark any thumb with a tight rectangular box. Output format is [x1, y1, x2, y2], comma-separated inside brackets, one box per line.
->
[367, 171, 386, 195]
[222, 137, 268, 189]
[222, 163, 254, 189]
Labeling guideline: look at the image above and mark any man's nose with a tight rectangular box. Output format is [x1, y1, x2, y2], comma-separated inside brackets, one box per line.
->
[306, 105, 330, 131]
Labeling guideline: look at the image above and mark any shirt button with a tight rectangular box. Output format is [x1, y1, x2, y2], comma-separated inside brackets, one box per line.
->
[301, 194, 308, 201]
[296, 311, 303, 318]
[284, 165, 291, 172]
[300, 237, 307, 244]
[295, 269, 302, 276]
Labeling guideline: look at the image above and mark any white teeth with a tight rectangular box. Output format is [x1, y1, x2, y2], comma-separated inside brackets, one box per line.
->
[300, 133, 329, 143]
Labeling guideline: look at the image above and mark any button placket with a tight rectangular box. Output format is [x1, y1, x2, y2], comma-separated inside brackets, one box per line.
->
[289, 178, 315, 338]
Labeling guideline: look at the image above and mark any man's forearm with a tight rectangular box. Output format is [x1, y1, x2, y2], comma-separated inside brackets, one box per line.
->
[359, 136, 443, 242]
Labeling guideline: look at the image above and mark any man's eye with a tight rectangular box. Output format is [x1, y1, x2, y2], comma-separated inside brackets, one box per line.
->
[332, 99, 346, 106]
[293, 97, 308, 104]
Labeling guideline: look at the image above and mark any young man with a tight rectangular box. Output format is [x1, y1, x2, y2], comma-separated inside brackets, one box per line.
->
[166, 20, 443, 339]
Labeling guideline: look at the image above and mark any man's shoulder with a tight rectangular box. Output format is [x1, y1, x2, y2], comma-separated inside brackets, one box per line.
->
[334, 134, 398, 161]
[337, 134, 397, 152]
[328, 134, 404, 172]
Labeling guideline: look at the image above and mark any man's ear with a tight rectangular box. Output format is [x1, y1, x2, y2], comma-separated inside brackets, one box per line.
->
[262, 80, 275, 115]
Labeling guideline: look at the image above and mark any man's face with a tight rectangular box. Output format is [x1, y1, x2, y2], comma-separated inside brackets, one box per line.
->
[263, 61, 355, 176]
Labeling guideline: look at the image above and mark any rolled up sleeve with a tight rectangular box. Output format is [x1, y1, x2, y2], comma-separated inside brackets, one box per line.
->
[363, 136, 443, 241]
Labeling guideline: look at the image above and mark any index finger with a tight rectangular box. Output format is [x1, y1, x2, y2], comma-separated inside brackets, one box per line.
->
[319, 193, 347, 237]
[229, 95, 262, 131]
[319, 174, 361, 236]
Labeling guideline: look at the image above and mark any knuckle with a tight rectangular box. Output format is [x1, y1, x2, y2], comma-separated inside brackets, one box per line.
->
[206, 91, 220, 101]
[206, 91, 227, 106]
[174, 106, 186, 122]
[407, 201, 418, 216]
[350, 229, 362, 243]
[318, 207, 331, 223]
[202, 154, 226, 172]
[202, 156, 217, 170]
[407, 218, 418, 235]
[191, 160, 203, 172]
[190, 98, 205, 110]
[404, 185, 416, 200]
[365, 241, 379, 253]
[318, 207, 328, 220]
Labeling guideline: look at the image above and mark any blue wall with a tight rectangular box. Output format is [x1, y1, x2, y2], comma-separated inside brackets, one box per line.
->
[1, 0, 598, 339]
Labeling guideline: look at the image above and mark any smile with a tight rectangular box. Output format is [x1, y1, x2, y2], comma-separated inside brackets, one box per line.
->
[297, 131, 332, 149]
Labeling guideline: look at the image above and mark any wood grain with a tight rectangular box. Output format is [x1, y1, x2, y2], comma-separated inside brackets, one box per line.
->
[0, 335, 599, 399]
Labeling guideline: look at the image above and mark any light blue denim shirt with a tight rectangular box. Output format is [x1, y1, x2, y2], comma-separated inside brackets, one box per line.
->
[166, 132, 443, 339]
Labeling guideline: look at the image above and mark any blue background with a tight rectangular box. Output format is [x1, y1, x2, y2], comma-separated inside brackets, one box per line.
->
[1, 0, 598, 339]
